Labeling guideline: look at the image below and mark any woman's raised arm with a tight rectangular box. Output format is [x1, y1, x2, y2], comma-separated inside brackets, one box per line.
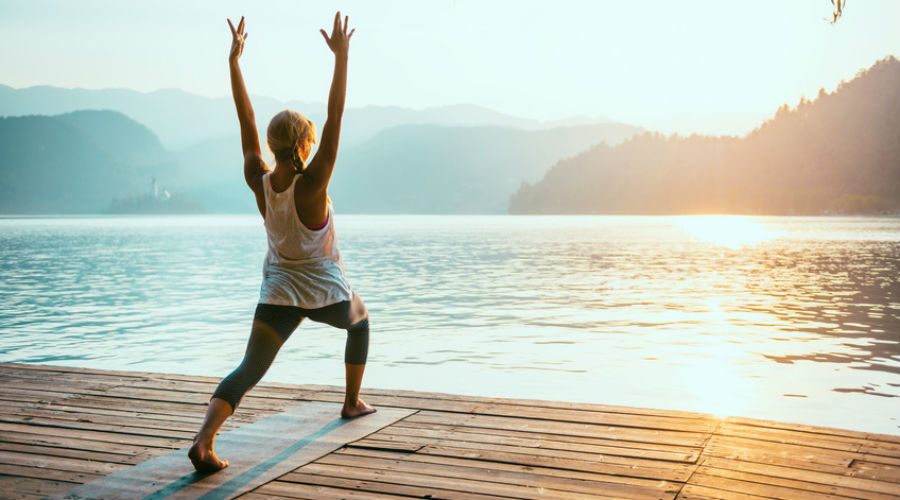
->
[227, 17, 266, 192]
[303, 12, 354, 194]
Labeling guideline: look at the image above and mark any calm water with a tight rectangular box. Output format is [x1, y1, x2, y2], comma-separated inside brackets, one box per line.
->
[1, 214, 898, 434]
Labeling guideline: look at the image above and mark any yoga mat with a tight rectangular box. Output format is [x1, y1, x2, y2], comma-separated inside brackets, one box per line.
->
[52, 401, 414, 500]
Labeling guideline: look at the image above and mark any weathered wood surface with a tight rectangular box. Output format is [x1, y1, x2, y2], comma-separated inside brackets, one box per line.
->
[0, 362, 897, 500]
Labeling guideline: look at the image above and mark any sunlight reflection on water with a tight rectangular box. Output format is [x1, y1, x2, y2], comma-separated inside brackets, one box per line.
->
[0, 214, 898, 434]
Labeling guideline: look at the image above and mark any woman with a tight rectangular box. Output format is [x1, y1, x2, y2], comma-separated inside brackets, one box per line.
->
[188, 12, 374, 473]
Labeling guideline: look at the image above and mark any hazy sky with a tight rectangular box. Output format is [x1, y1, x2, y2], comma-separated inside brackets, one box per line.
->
[1, 0, 898, 135]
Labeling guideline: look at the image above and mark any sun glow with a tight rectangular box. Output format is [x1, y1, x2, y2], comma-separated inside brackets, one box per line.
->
[675, 215, 778, 248]
[679, 339, 756, 419]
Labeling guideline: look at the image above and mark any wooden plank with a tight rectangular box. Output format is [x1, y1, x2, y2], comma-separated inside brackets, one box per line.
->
[298, 382, 714, 419]
[298, 390, 491, 414]
[0, 398, 252, 437]
[0, 449, 128, 475]
[288, 463, 642, 500]
[858, 441, 900, 457]
[0, 421, 188, 449]
[726, 415, 896, 443]
[676, 483, 777, 500]
[300, 390, 717, 431]
[347, 437, 424, 452]
[270, 474, 513, 500]
[0, 365, 304, 397]
[701, 444, 865, 478]
[0, 413, 198, 440]
[696, 462, 899, 500]
[413, 438, 695, 472]
[336, 447, 679, 490]
[0, 441, 140, 465]
[239, 483, 414, 500]
[0, 362, 216, 383]
[416, 444, 695, 482]
[848, 461, 900, 483]
[0, 462, 102, 483]
[0, 386, 85, 402]
[867, 433, 900, 445]
[855, 453, 900, 466]
[315, 448, 680, 500]
[0, 429, 152, 457]
[2, 379, 290, 413]
[0, 476, 76, 500]
[1, 368, 152, 386]
[688, 472, 863, 500]
[61, 394, 276, 424]
[699, 456, 900, 496]
[393, 420, 704, 456]
[406, 411, 710, 447]
[0, 392, 66, 405]
[704, 435, 855, 467]
[0, 397, 211, 424]
[0, 403, 217, 434]
[469, 403, 716, 433]
[368, 422, 702, 462]
[717, 422, 865, 453]
[49, 402, 413, 500]
[1, 372, 128, 391]
[112, 377, 319, 404]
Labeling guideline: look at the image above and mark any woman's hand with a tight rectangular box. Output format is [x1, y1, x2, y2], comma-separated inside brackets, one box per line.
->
[320, 11, 354, 57]
[227, 16, 248, 63]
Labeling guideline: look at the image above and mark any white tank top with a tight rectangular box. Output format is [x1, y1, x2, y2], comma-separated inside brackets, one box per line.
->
[258, 172, 353, 308]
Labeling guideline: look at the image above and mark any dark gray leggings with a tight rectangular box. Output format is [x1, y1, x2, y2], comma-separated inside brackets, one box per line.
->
[212, 294, 369, 410]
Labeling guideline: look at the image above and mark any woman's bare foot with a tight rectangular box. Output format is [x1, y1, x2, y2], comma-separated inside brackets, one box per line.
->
[188, 436, 229, 473]
[341, 398, 377, 419]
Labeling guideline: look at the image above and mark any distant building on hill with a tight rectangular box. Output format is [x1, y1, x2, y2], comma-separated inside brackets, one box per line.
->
[107, 177, 204, 214]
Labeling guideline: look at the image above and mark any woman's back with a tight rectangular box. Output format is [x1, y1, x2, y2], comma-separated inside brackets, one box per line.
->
[262, 172, 337, 263]
[259, 171, 352, 308]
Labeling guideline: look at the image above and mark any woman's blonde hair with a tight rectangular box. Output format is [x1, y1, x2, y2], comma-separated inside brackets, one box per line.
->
[267, 110, 317, 169]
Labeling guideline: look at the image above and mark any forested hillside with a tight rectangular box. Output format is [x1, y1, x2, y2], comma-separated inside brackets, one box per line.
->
[510, 57, 900, 215]
[0, 111, 183, 213]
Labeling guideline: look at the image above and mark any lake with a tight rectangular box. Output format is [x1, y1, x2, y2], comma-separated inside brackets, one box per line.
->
[0, 214, 898, 434]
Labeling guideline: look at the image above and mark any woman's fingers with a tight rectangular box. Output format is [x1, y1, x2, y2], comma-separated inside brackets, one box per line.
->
[238, 16, 245, 34]
[322, 11, 351, 49]
[228, 18, 236, 36]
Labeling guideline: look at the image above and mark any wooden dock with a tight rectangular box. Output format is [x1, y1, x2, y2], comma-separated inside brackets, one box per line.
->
[0, 362, 897, 500]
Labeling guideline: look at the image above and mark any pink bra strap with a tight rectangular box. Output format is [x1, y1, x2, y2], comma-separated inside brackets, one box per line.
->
[305, 213, 329, 230]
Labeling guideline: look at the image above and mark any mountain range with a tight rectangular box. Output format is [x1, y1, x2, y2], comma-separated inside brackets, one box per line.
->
[0, 85, 613, 149]
[0, 110, 179, 213]
[0, 85, 639, 214]
[3, 57, 897, 215]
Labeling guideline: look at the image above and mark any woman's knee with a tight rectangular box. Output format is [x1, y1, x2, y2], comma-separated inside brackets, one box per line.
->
[344, 318, 369, 365]
[212, 361, 260, 410]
